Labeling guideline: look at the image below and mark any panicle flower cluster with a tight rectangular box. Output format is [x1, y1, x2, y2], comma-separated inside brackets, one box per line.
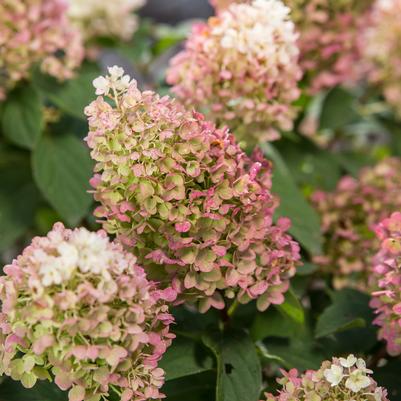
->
[362, 0, 401, 117]
[167, 0, 302, 147]
[312, 158, 401, 290]
[86, 66, 300, 313]
[0, 223, 174, 401]
[285, 0, 373, 93]
[262, 355, 389, 401]
[371, 212, 401, 356]
[67, 0, 145, 42]
[0, 0, 84, 100]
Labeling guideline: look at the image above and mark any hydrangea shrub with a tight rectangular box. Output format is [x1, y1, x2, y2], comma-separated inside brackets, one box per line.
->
[312, 158, 401, 290]
[0, 223, 174, 401]
[167, 0, 302, 146]
[85, 66, 300, 313]
[2, 1, 401, 400]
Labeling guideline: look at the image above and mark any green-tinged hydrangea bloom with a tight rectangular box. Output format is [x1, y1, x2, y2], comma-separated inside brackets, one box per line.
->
[85, 66, 301, 313]
[0, 223, 175, 401]
[312, 158, 401, 291]
[262, 355, 389, 401]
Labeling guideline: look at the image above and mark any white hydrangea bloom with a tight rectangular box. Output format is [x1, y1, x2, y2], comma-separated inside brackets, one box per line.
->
[93, 66, 132, 96]
[32, 226, 130, 287]
[67, 0, 146, 41]
[212, 0, 299, 61]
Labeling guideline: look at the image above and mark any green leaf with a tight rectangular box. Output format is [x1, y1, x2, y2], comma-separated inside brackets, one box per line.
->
[0, 378, 67, 401]
[251, 307, 300, 341]
[32, 134, 93, 225]
[315, 289, 375, 338]
[159, 337, 213, 381]
[319, 87, 358, 130]
[2, 84, 43, 149]
[162, 371, 216, 401]
[0, 159, 41, 252]
[265, 336, 326, 371]
[275, 136, 341, 192]
[203, 330, 262, 401]
[333, 151, 375, 177]
[276, 289, 305, 325]
[261, 143, 323, 255]
[296, 262, 318, 276]
[32, 63, 99, 119]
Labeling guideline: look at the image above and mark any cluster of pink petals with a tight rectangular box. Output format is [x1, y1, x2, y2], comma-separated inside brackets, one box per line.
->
[262, 355, 389, 401]
[286, 0, 373, 93]
[362, 0, 401, 117]
[86, 67, 300, 313]
[0, 223, 174, 401]
[0, 0, 84, 99]
[371, 212, 401, 356]
[312, 158, 401, 291]
[167, 0, 302, 146]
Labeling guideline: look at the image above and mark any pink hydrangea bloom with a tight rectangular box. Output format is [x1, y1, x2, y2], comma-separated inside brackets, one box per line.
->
[362, 0, 401, 117]
[85, 66, 301, 313]
[312, 158, 401, 290]
[263, 355, 389, 401]
[371, 212, 401, 356]
[167, 0, 302, 146]
[0, 0, 84, 99]
[0, 223, 174, 401]
[286, 0, 373, 93]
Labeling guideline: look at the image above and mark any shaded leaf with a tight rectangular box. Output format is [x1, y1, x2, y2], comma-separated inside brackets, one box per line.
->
[261, 143, 323, 255]
[319, 87, 358, 131]
[162, 371, 216, 401]
[2, 84, 43, 149]
[264, 336, 326, 371]
[276, 288, 305, 325]
[159, 336, 213, 381]
[315, 289, 375, 338]
[33, 63, 98, 119]
[203, 330, 261, 401]
[0, 159, 40, 251]
[32, 134, 93, 225]
[0, 378, 66, 401]
[275, 136, 341, 191]
[251, 307, 300, 342]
